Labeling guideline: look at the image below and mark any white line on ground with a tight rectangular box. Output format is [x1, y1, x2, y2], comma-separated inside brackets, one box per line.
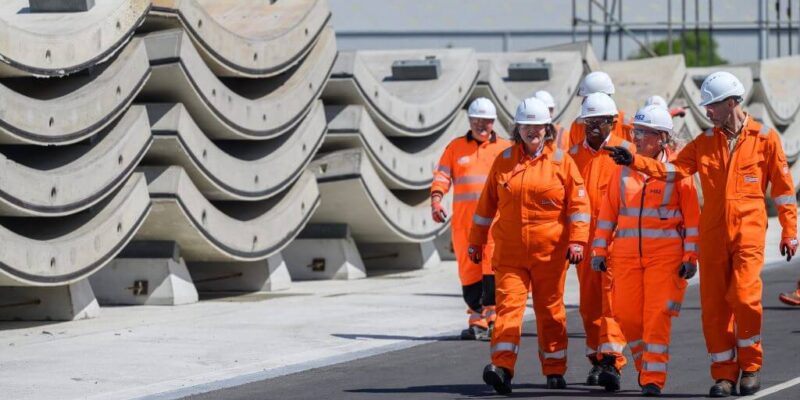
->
[739, 376, 800, 399]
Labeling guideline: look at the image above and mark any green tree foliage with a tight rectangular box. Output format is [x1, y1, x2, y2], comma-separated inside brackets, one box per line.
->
[630, 31, 727, 66]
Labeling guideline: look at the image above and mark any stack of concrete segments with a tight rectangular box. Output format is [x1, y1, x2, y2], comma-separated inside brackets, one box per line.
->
[95, 0, 335, 302]
[602, 54, 687, 121]
[0, 0, 152, 321]
[284, 48, 479, 280]
[473, 50, 584, 130]
[749, 56, 800, 127]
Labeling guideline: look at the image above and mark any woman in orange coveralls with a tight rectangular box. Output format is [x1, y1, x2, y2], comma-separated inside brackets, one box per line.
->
[592, 105, 701, 396]
[468, 97, 591, 395]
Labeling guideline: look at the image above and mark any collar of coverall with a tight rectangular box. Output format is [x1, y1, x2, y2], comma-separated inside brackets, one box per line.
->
[465, 130, 497, 143]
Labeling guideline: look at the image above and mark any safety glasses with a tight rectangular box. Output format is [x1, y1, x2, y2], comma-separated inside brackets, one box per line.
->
[633, 127, 662, 138]
[584, 117, 614, 129]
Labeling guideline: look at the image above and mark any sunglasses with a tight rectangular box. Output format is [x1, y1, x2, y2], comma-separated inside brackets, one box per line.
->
[633, 127, 662, 138]
[584, 118, 614, 128]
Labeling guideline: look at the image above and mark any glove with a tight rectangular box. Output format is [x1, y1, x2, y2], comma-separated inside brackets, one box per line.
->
[431, 198, 447, 223]
[603, 146, 634, 166]
[566, 243, 584, 264]
[467, 244, 483, 264]
[678, 261, 697, 279]
[591, 256, 607, 272]
[780, 237, 799, 262]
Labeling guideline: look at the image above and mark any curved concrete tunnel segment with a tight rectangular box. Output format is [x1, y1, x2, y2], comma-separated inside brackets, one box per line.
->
[144, 100, 326, 201]
[602, 55, 686, 118]
[149, 0, 331, 78]
[134, 167, 320, 262]
[324, 105, 466, 190]
[0, 0, 150, 77]
[140, 26, 336, 140]
[324, 48, 478, 137]
[0, 173, 151, 287]
[0, 38, 150, 145]
[0, 106, 151, 217]
[309, 149, 451, 243]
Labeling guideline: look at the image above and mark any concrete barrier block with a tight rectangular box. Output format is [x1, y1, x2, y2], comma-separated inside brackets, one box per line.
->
[29, 0, 95, 12]
[357, 241, 440, 271]
[283, 224, 366, 280]
[89, 256, 198, 306]
[189, 253, 292, 292]
[0, 280, 99, 321]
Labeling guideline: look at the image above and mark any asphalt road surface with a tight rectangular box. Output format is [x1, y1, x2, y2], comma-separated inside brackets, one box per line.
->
[188, 262, 800, 399]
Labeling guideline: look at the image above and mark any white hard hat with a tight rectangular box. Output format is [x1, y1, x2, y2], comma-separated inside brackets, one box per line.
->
[534, 90, 556, 109]
[698, 71, 746, 106]
[580, 92, 618, 118]
[644, 95, 669, 110]
[514, 97, 552, 125]
[633, 104, 673, 135]
[467, 97, 497, 119]
[578, 71, 615, 96]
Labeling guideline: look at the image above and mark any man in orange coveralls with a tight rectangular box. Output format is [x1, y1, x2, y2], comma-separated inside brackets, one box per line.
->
[431, 97, 511, 341]
[567, 92, 636, 386]
[562, 71, 633, 152]
[467, 97, 590, 394]
[592, 104, 701, 396]
[605, 71, 798, 397]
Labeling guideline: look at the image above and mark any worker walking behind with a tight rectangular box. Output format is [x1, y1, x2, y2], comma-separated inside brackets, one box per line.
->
[564, 71, 634, 151]
[567, 92, 636, 385]
[605, 72, 798, 397]
[431, 97, 511, 341]
[469, 98, 591, 394]
[592, 105, 701, 396]
[534, 90, 569, 150]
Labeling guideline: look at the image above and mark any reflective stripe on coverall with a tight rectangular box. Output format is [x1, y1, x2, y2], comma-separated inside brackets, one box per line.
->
[569, 134, 635, 361]
[624, 117, 797, 382]
[469, 141, 590, 376]
[432, 131, 511, 327]
[593, 155, 701, 389]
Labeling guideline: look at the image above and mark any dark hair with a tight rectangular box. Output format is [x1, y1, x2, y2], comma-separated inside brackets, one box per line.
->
[512, 123, 556, 144]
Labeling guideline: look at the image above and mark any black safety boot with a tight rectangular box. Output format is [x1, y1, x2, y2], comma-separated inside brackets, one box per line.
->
[709, 379, 736, 397]
[739, 371, 761, 395]
[597, 355, 621, 392]
[483, 364, 512, 395]
[586, 358, 602, 386]
[460, 325, 489, 341]
[641, 383, 661, 397]
[546, 374, 567, 389]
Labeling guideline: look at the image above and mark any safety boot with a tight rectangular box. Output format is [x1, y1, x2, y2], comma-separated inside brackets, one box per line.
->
[546, 374, 567, 389]
[597, 355, 621, 392]
[460, 325, 489, 340]
[641, 383, 661, 397]
[709, 379, 736, 397]
[778, 282, 800, 306]
[739, 371, 761, 395]
[586, 357, 602, 386]
[483, 364, 512, 395]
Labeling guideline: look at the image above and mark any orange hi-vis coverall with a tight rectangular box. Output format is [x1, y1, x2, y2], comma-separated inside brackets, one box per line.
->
[553, 123, 569, 151]
[592, 152, 701, 389]
[568, 134, 635, 362]
[432, 131, 512, 328]
[561, 110, 634, 151]
[624, 117, 797, 383]
[469, 141, 591, 377]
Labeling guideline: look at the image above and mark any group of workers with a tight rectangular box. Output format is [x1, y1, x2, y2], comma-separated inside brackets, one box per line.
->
[430, 70, 798, 397]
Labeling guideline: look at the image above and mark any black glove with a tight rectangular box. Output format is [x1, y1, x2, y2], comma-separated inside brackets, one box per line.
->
[603, 146, 634, 166]
[678, 261, 697, 279]
[591, 256, 607, 272]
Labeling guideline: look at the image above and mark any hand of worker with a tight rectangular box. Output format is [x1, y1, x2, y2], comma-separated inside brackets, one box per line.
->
[566, 243, 585, 264]
[780, 237, 799, 262]
[678, 261, 697, 279]
[467, 244, 483, 264]
[603, 146, 634, 166]
[431, 195, 447, 223]
[591, 256, 607, 272]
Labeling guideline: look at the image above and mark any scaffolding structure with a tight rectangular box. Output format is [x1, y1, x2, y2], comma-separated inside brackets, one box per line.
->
[572, 0, 800, 61]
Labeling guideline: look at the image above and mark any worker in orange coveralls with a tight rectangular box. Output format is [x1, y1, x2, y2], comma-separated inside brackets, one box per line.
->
[567, 92, 636, 386]
[534, 90, 569, 150]
[605, 71, 798, 397]
[468, 97, 590, 395]
[431, 97, 512, 341]
[563, 71, 634, 152]
[592, 105, 701, 396]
